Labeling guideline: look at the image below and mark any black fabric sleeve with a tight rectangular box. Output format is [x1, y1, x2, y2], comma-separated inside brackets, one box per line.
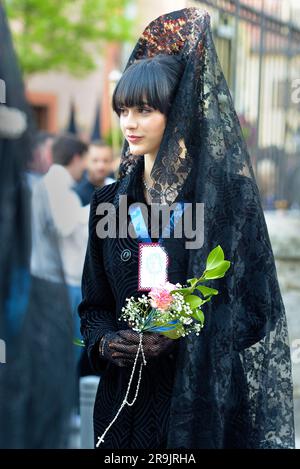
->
[78, 187, 118, 374]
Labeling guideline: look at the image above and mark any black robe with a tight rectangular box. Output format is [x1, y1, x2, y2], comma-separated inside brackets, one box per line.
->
[104, 9, 294, 449]
[78, 157, 192, 449]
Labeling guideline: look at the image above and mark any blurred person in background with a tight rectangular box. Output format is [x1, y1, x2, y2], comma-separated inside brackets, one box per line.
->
[26, 131, 54, 189]
[0, 3, 73, 448]
[31, 134, 89, 351]
[256, 158, 277, 210]
[30, 133, 90, 424]
[75, 139, 115, 206]
[74, 140, 115, 378]
[287, 162, 300, 210]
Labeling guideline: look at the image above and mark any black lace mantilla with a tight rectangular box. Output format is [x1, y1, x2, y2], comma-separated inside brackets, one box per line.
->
[114, 7, 295, 448]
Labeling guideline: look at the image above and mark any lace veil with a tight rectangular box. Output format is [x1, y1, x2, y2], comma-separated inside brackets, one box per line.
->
[116, 7, 295, 448]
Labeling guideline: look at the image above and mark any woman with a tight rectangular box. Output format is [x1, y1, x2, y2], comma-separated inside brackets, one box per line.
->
[80, 53, 190, 449]
[79, 8, 295, 449]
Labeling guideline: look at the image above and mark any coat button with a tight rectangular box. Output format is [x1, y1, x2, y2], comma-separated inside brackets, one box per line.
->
[121, 249, 131, 262]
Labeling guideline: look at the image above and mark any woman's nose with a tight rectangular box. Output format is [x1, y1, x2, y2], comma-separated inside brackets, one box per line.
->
[125, 111, 138, 129]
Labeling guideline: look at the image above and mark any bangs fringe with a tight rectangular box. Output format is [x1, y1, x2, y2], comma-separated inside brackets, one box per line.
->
[112, 60, 171, 116]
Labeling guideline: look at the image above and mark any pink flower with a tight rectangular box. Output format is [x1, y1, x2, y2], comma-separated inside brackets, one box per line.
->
[148, 282, 177, 311]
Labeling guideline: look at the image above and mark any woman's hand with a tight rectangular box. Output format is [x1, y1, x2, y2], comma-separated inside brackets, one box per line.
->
[108, 330, 176, 364]
[99, 331, 137, 368]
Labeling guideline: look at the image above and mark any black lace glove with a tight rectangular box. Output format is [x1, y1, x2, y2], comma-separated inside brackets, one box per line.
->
[106, 330, 176, 365]
[99, 331, 136, 368]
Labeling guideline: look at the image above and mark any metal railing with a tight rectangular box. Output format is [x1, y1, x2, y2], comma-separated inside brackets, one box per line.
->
[192, 0, 300, 209]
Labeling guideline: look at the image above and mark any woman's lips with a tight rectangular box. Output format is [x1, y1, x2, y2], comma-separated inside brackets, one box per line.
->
[127, 136, 143, 143]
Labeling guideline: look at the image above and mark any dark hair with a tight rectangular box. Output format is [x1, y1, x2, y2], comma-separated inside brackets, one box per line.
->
[52, 133, 88, 166]
[112, 54, 184, 117]
[33, 131, 54, 151]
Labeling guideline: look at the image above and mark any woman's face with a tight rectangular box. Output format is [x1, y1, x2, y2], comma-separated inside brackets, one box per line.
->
[119, 104, 167, 158]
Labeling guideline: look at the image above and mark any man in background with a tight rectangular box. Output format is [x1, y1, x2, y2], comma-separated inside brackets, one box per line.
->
[74, 139, 115, 377]
[75, 139, 115, 205]
[30, 132, 89, 423]
[26, 131, 54, 188]
[31, 133, 89, 345]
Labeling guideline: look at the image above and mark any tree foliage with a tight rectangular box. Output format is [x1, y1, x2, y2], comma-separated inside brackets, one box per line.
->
[5, 0, 134, 76]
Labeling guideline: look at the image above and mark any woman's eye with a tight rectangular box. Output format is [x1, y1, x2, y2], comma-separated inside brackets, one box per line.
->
[138, 107, 151, 113]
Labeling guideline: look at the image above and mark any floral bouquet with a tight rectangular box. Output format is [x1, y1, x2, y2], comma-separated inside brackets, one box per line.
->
[120, 244, 230, 338]
[96, 245, 230, 447]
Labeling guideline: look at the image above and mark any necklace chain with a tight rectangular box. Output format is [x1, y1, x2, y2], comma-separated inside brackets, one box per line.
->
[143, 176, 152, 192]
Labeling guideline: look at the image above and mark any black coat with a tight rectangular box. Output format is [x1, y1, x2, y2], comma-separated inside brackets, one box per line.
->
[74, 172, 95, 206]
[78, 158, 192, 449]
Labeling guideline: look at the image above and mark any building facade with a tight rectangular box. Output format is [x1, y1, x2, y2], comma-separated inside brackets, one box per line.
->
[23, 0, 300, 206]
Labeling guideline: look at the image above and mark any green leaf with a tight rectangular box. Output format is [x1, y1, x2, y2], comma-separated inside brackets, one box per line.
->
[187, 278, 199, 287]
[196, 285, 219, 297]
[206, 245, 224, 271]
[203, 261, 231, 280]
[170, 287, 193, 296]
[143, 308, 158, 328]
[185, 295, 204, 309]
[143, 317, 184, 339]
[73, 338, 85, 347]
[160, 324, 185, 339]
[192, 309, 205, 324]
[171, 287, 189, 294]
